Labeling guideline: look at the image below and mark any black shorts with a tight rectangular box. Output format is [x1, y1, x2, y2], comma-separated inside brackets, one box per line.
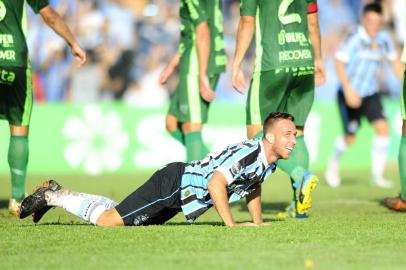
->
[337, 90, 386, 135]
[115, 162, 185, 226]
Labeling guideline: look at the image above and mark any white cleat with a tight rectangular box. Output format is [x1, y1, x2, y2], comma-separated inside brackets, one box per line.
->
[325, 159, 341, 188]
[372, 177, 393, 189]
[8, 198, 21, 217]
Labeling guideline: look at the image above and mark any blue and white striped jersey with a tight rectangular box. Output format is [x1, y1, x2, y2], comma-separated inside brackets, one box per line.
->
[335, 26, 397, 97]
[180, 138, 277, 222]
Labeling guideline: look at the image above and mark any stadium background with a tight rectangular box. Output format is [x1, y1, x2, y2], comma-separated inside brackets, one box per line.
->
[0, 0, 404, 175]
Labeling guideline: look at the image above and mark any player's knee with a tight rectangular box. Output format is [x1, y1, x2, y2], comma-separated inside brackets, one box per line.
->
[402, 121, 406, 135]
[96, 209, 124, 227]
[10, 125, 29, 136]
[182, 122, 202, 133]
[165, 115, 178, 132]
[344, 135, 356, 145]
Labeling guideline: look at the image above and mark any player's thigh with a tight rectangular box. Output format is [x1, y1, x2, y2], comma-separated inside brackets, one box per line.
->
[177, 73, 219, 124]
[115, 162, 185, 226]
[246, 70, 290, 126]
[285, 70, 315, 128]
[337, 90, 361, 136]
[96, 208, 124, 227]
[167, 81, 182, 121]
[0, 66, 33, 126]
[401, 70, 406, 135]
[362, 93, 386, 122]
[363, 93, 388, 136]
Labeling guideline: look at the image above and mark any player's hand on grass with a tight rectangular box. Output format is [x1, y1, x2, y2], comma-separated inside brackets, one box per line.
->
[71, 43, 86, 67]
[344, 88, 362, 109]
[232, 67, 247, 94]
[314, 60, 326, 87]
[199, 75, 216, 102]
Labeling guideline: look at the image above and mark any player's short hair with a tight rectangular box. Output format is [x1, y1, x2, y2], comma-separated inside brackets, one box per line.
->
[363, 2, 382, 15]
[263, 112, 295, 134]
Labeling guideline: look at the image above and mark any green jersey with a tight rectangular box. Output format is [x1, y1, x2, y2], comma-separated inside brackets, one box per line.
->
[402, 46, 406, 63]
[240, 0, 316, 71]
[179, 0, 226, 75]
[0, 0, 48, 67]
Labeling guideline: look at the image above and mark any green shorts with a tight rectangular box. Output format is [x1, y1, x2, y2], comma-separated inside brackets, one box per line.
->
[246, 67, 315, 127]
[168, 74, 220, 124]
[401, 69, 406, 120]
[0, 66, 33, 126]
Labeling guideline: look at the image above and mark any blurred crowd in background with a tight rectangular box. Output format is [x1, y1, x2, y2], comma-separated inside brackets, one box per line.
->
[27, 0, 405, 105]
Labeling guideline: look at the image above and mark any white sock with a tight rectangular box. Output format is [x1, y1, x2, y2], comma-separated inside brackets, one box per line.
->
[371, 136, 389, 179]
[332, 136, 347, 162]
[45, 188, 118, 224]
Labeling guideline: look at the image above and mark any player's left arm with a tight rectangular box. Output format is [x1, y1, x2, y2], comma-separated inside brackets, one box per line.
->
[195, 22, 215, 102]
[39, 6, 86, 66]
[307, 2, 325, 87]
[245, 185, 263, 225]
[232, 0, 257, 93]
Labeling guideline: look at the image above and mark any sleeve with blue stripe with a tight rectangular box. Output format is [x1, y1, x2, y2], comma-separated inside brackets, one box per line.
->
[215, 144, 259, 184]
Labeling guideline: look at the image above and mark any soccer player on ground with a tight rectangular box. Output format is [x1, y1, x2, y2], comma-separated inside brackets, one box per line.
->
[325, 3, 404, 188]
[159, 0, 226, 162]
[0, 0, 86, 216]
[231, 0, 325, 217]
[384, 45, 406, 210]
[19, 112, 316, 227]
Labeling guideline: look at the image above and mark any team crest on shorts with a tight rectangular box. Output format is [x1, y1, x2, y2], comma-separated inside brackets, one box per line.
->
[0, 1, 6, 22]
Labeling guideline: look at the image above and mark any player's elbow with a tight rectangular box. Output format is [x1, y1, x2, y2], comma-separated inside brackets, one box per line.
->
[40, 7, 59, 27]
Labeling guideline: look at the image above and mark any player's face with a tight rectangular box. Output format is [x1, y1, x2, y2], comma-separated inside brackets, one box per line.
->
[270, 119, 297, 159]
[363, 11, 383, 38]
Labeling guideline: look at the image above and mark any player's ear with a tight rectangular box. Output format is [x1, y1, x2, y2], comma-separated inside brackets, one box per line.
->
[266, 133, 274, 144]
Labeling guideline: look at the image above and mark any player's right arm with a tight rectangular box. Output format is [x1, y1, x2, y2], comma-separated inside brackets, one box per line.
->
[232, 0, 257, 93]
[39, 6, 86, 66]
[335, 32, 361, 108]
[159, 53, 180, 86]
[335, 59, 361, 109]
[184, 0, 215, 102]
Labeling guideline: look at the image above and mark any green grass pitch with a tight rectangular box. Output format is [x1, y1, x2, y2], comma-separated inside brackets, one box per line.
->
[1, 169, 406, 270]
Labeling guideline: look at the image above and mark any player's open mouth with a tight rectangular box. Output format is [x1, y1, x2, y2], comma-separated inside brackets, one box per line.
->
[286, 147, 293, 152]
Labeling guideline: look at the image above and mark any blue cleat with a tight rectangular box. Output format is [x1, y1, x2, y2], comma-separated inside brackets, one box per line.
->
[295, 172, 319, 215]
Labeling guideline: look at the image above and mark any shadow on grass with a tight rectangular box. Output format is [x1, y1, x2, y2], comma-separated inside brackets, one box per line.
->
[19, 221, 92, 227]
[233, 201, 289, 213]
[0, 199, 8, 209]
[165, 218, 285, 226]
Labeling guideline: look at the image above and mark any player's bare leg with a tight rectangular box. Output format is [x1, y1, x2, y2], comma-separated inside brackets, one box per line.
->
[166, 114, 184, 144]
[8, 124, 30, 216]
[96, 209, 124, 227]
[325, 134, 355, 188]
